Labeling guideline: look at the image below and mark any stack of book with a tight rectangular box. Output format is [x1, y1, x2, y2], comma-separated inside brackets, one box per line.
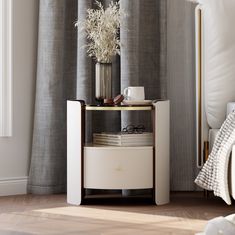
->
[93, 132, 153, 147]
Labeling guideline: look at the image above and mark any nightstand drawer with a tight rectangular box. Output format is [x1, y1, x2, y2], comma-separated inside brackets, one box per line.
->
[84, 146, 153, 189]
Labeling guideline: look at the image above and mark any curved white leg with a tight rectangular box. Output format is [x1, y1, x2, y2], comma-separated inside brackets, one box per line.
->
[67, 100, 84, 205]
[154, 100, 170, 205]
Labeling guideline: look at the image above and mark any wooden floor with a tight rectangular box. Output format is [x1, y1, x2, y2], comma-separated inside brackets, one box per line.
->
[0, 192, 234, 235]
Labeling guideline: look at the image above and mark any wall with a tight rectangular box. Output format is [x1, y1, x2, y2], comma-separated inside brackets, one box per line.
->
[0, 0, 39, 195]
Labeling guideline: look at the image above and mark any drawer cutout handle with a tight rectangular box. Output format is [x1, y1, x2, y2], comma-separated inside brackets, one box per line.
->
[115, 166, 123, 172]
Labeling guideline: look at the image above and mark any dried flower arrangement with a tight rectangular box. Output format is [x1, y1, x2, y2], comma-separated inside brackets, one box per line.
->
[76, 1, 122, 63]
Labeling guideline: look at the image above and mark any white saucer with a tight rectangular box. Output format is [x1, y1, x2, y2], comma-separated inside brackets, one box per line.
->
[122, 100, 152, 105]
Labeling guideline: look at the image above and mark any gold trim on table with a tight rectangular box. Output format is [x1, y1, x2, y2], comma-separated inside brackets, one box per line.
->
[85, 105, 153, 111]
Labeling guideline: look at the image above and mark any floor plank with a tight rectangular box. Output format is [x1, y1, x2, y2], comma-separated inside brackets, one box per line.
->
[0, 192, 234, 235]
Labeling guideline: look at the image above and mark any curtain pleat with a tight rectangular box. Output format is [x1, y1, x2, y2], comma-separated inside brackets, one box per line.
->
[167, 0, 198, 190]
[28, 0, 76, 194]
[120, 0, 166, 130]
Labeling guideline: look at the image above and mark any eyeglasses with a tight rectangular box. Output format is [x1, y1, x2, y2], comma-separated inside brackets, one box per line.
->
[122, 124, 145, 134]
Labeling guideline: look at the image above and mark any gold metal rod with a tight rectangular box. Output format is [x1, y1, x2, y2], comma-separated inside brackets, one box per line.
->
[85, 106, 153, 111]
[196, 7, 203, 168]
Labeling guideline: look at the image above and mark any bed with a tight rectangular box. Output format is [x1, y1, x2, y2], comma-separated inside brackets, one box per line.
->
[195, 0, 235, 201]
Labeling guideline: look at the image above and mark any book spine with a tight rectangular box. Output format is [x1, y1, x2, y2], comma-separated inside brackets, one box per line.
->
[93, 134, 121, 139]
[93, 140, 153, 147]
[93, 140, 121, 146]
[93, 133, 153, 139]
[94, 137, 153, 141]
[121, 143, 153, 146]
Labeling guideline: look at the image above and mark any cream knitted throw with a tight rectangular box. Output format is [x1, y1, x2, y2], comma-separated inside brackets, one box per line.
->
[195, 111, 235, 205]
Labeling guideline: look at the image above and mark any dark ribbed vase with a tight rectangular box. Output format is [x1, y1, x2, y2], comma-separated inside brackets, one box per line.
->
[95, 63, 112, 104]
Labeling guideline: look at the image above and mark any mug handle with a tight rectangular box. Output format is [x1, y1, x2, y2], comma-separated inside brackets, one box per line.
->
[123, 88, 129, 99]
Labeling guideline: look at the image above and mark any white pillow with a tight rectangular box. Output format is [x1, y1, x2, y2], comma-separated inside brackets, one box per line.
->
[199, 0, 235, 128]
[197, 215, 235, 235]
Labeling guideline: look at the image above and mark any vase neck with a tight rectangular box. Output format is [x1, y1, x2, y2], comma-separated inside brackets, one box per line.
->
[96, 62, 112, 65]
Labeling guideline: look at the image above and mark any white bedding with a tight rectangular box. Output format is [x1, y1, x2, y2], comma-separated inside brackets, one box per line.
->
[209, 129, 219, 153]
[209, 129, 235, 200]
[196, 214, 235, 235]
[195, 111, 235, 205]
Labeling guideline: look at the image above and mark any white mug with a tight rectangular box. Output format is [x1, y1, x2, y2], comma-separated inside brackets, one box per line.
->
[123, 86, 145, 100]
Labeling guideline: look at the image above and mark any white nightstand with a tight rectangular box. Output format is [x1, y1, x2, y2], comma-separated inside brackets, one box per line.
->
[67, 100, 170, 205]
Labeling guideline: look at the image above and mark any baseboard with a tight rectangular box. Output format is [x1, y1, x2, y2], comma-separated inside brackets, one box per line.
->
[0, 177, 28, 196]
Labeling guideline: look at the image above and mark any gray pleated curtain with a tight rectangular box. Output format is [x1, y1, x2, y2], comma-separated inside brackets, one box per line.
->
[28, 0, 198, 194]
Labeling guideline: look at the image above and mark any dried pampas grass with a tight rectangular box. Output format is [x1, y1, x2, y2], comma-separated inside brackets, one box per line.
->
[76, 1, 123, 63]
